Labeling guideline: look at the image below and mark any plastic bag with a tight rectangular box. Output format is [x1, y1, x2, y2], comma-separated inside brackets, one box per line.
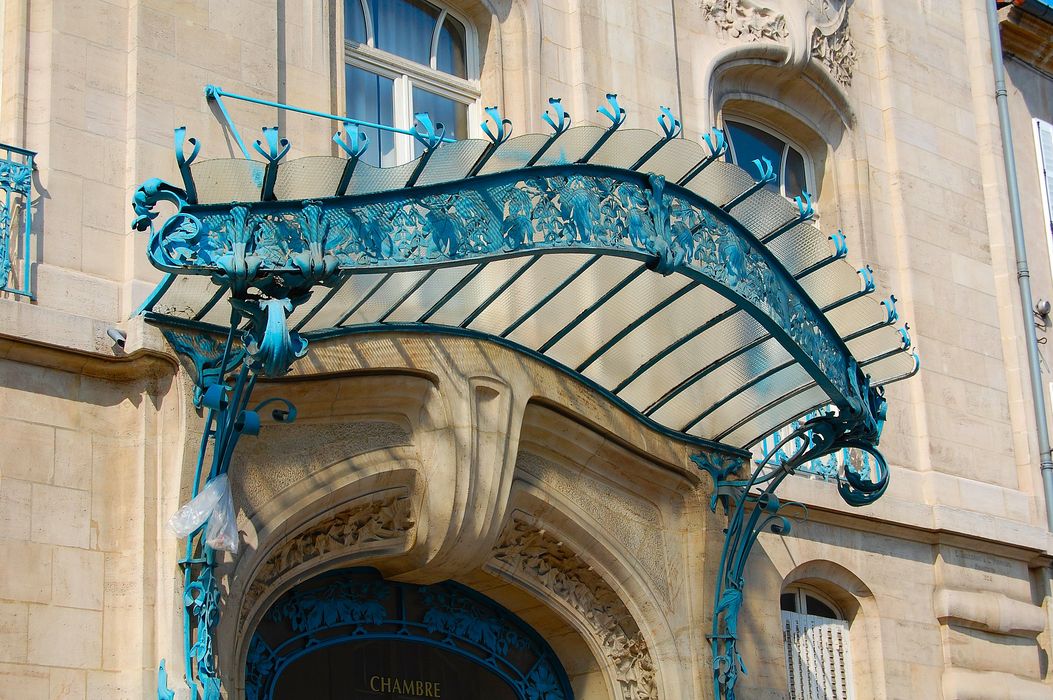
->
[166, 473, 240, 554]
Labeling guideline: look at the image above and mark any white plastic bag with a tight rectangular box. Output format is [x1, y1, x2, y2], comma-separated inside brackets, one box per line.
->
[166, 473, 240, 554]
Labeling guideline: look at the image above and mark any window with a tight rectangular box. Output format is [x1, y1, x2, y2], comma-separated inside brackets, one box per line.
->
[1034, 119, 1053, 278]
[343, 0, 478, 166]
[724, 119, 811, 199]
[781, 586, 854, 700]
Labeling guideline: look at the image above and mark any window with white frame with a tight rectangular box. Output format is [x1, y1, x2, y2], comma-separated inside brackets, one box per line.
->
[343, 0, 479, 166]
[724, 118, 812, 199]
[1034, 119, 1053, 277]
[781, 586, 854, 700]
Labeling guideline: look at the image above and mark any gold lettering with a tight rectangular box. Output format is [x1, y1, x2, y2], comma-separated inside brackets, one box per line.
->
[367, 675, 445, 697]
[424, 682, 434, 697]
[381, 677, 392, 693]
[370, 676, 381, 692]
[434, 682, 441, 697]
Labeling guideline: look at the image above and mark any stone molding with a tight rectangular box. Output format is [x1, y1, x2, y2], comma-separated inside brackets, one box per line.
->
[488, 516, 658, 700]
[700, 0, 857, 85]
[516, 452, 671, 605]
[239, 491, 414, 627]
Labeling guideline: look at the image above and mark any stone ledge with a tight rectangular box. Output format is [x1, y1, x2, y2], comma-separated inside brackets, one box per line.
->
[933, 588, 1046, 637]
[0, 299, 174, 380]
[942, 667, 1052, 700]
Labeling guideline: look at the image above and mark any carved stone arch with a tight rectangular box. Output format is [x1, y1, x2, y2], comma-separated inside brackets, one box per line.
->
[218, 446, 426, 698]
[486, 484, 690, 700]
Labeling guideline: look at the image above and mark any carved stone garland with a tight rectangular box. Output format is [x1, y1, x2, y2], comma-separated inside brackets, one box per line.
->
[700, 0, 858, 86]
[489, 517, 658, 700]
[240, 494, 414, 628]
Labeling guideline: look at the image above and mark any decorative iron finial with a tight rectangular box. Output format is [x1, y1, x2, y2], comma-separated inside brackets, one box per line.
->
[481, 106, 513, 146]
[597, 93, 626, 129]
[542, 97, 571, 135]
[657, 106, 682, 140]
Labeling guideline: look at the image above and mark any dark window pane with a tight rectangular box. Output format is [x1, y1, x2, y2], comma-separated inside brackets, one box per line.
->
[784, 146, 807, 197]
[436, 15, 467, 78]
[369, 0, 439, 67]
[805, 595, 839, 619]
[344, 0, 367, 43]
[725, 120, 785, 195]
[780, 593, 797, 612]
[345, 64, 396, 167]
[412, 87, 468, 157]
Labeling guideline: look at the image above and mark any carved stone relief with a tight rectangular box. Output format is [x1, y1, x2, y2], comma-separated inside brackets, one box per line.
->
[239, 493, 414, 627]
[516, 452, 671, 604]
[231, 420, 411, 514]
[488, 517, 658, 700]
[700, 0, 857, 86]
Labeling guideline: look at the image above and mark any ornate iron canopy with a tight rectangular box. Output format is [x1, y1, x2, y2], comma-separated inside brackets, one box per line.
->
[136, 99, 914, 454]
[137, 94, 917, 700]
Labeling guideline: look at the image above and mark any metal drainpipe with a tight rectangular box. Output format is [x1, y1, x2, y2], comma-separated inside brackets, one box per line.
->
[986, 0, 1053, 530]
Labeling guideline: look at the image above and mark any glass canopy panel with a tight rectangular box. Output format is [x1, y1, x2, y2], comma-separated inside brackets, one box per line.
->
[463, 253, 596, 335]
[617, 311, 766, 409]
[719, 384, 830, 447]
[504, 256, 641, 349]
[544, 268, 688, 369]
[767, 223, 834, 274]
[579, 284, 735, 387]
[477, 135, 551, 176]
[419, 256, 538, 327]
[414, 141, 489, 187]
[589, 129, 662, 167]
[298, 272, 392, 332]
[728, 189, 798, 238]
[191, 160, 264, 204]
[695, 363, 815, 439]
[648, 338, 795, 429]
[346, 159, 421, 195]
[684, 160, 756, 207]
[382, 265, 476, 322]
[337, 270, 432, 326]
[532, 126, 605, 167]
[273, 157, 347, 200]
[846, 325, 906, 361]
[824, 296, 890, 337]
[638, 139, 707, 182]
[799, 260, 866, 309]
[865, 352, 918, 385]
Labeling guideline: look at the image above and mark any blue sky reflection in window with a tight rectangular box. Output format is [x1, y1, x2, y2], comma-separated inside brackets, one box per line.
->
[345, 0, 471, 166]
[724, 119, 809, 199]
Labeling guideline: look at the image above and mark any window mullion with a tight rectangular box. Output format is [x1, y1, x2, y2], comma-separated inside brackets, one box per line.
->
[431, 10, 447, 71]
[393, 75, 415, 163]
[360, 0, 374, 47]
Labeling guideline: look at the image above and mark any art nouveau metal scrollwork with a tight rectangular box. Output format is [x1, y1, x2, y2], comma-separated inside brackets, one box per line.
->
[0, 144, 35, 297]
[693, 379, 888, 700]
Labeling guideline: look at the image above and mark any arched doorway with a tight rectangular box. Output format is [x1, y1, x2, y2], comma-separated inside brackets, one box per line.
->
[245, 568, 574, 700]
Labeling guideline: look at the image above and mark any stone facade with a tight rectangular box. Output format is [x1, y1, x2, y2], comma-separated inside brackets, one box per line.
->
[1, 1, 1052, 699]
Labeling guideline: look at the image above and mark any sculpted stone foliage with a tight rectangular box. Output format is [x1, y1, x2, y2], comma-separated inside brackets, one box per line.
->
[700, 0, 857, 85]
[490, 517, 658, 700]
[517, 452, 670, 604]
[240, 494, 413, 625]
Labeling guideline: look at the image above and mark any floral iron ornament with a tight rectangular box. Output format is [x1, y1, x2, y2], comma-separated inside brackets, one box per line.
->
[693, 381, 888, 700]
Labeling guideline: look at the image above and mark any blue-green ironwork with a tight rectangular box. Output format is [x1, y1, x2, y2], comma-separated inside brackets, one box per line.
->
[246, 569, 572, 700]
[134, 167, 876, 437]
[205, 84, 456, 160]
[0, 144, 35, 298]
[693, 394, 889, 700]
[156, 314, 301, 699]
[136, 95, 911, 700]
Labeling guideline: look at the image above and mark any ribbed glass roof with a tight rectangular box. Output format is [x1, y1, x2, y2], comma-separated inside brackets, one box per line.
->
[136, 114, 916, 451]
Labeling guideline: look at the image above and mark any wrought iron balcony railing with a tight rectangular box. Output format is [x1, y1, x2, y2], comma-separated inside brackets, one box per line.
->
[0, 143, 35, 298]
